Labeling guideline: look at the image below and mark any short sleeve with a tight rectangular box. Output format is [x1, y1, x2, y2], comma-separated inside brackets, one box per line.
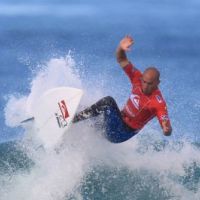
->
[123, 63, 142, 86]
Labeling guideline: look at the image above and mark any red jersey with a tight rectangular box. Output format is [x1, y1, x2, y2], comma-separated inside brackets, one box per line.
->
[122, 63, 171, 130]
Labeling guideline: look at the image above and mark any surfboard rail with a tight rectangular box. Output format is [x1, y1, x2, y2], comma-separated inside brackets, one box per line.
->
[21, 87, 83, 149]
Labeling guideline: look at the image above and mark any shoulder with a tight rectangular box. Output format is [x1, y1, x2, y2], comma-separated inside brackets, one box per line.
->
[123, 63, 142, 78]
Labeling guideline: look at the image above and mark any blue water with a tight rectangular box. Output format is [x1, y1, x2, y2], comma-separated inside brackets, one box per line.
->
[0, 0, 200, 199]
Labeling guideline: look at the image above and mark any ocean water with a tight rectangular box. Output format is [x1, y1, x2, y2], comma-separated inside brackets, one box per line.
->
[0, 0, 200, 199]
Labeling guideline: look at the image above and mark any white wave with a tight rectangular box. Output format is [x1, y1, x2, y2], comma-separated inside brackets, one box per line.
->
[4, 53, 82, 127]
[1, 124, 200, 200]
[2, 54, 200, 200]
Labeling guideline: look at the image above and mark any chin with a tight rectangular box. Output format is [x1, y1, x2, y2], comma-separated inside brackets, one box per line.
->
[143, 90, 151, 95]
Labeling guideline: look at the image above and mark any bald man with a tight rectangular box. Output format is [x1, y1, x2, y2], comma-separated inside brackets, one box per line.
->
[73, 36, 172, 143]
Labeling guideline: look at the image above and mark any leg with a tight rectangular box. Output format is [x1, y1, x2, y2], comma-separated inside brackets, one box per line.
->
[103, 107, 138, 143]
[73, 96, 119, 123]
[73, 96, 138, 143]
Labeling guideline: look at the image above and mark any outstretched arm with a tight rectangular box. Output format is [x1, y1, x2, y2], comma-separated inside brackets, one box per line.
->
[116, 35, 134, 68]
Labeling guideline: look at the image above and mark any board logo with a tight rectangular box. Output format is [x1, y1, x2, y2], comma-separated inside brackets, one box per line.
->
[55, 100, 70, 128]
[58, 100, 69, 119]
[156, 95, 162, 103]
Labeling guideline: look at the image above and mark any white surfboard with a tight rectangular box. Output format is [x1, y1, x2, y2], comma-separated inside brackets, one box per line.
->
[32, 87, 83, 149]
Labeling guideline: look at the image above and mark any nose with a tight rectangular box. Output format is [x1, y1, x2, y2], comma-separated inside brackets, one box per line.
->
[143, 82, 148, 89]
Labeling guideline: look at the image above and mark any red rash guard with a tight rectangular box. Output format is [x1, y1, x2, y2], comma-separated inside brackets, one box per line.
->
[122, 63, 171, 130]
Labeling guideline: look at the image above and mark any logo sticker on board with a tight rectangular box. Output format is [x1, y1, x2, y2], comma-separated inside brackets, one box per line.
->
[55, 100, 70, 128]
[58, 100, 69, 119]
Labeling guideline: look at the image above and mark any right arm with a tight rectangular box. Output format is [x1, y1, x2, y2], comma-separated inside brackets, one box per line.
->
[116, 35, 134, 68]
[116, 35, 141, 85]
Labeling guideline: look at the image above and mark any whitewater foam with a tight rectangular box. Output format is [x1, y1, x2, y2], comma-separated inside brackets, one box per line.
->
[2, 54, 200, 200]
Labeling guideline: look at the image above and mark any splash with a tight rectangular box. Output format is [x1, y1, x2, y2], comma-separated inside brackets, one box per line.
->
[4, 53, 82, 127]
[2, 54, 200, 200]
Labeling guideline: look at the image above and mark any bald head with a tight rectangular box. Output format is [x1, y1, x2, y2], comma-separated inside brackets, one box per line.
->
[143, 67, 160, 81]
[141, 67, 160, 95]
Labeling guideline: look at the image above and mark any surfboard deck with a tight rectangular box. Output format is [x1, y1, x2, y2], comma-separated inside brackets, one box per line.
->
[27, 87, 83, 149]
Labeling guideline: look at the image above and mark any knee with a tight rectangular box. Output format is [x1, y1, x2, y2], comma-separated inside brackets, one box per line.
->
[103, 96, 116, 105]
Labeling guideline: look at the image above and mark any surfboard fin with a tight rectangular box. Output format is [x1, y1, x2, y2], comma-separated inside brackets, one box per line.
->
[20, 117, 35, 124]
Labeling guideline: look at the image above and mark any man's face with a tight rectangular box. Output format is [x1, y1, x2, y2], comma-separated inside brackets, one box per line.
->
[141, 72, 159, 95]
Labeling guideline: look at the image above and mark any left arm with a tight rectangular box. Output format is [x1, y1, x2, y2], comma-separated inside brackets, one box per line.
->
[161, 119, 172, 136]
[156, 102, 172, 136]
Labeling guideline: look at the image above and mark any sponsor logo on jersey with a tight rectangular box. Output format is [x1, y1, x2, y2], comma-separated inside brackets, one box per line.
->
[156, 95, 162, 103]
[130, 94, 140, 110]
[125, 105, 135, 117]
[161, 115, 169, 121]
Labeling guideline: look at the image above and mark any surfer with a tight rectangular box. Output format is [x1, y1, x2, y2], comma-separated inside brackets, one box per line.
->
[73, 35, 172, 143]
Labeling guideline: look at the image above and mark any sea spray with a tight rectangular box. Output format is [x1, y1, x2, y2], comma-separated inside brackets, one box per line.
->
[2, 55, 200, 200]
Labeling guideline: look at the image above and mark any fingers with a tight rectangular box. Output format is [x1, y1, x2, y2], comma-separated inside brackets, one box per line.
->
[119, 35, 134, 51]
[125, 34, 133, 40]
[125, 35, 134, 43]
[162, 120, 172, 135]
[121, 35, 134, 42]
[164, 127, 170, 132]
[163, 127, 172, 136]
[162, 120, 168, 130]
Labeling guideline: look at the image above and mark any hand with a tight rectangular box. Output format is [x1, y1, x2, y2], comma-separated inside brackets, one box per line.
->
[119, 35, 134, 51]
[162, 120, 172, 136]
